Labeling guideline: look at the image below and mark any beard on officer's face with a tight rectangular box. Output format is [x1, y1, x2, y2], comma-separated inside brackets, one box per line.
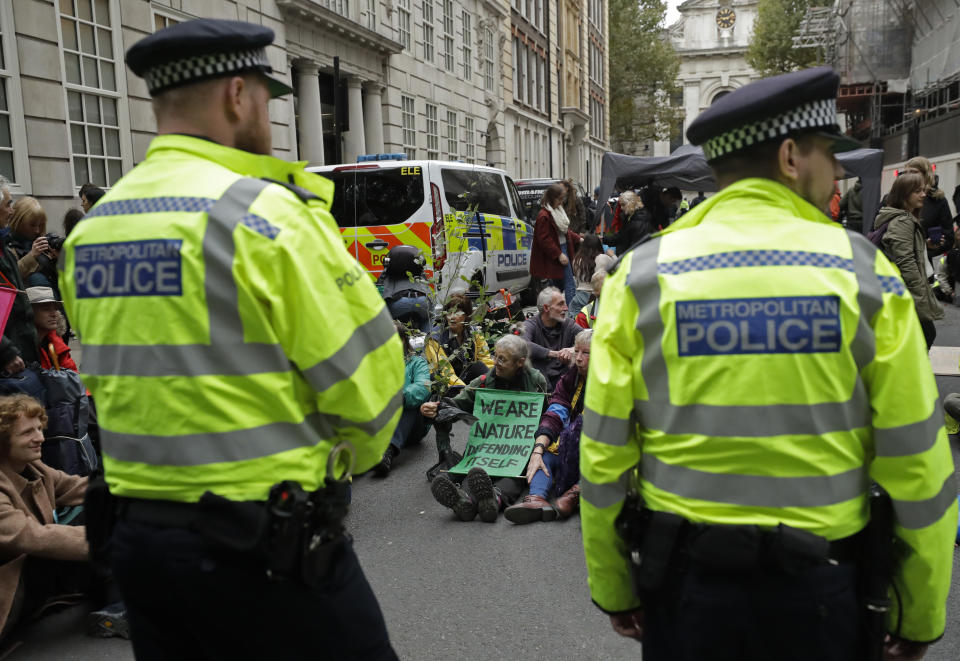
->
[234, 77, 273, 156]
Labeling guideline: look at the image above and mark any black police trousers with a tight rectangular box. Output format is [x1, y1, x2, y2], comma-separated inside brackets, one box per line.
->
[109, 519, 398, 661]
[642, 563, 861, 661]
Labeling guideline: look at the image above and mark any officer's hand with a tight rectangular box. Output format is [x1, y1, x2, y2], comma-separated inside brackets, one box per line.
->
[609, 610, 644, 642]
[884, 638, 928, 661]
[3, 356, 25, 374]
[420, 402, 438, 419]
[30, 235, 49, 258]
[558, 253, 569, 266]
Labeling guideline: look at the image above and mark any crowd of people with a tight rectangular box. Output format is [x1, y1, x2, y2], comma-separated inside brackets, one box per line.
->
[0, 177, 128, 648]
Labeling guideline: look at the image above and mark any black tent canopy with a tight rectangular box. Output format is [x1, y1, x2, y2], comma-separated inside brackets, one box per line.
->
[595, 145, 884, 232]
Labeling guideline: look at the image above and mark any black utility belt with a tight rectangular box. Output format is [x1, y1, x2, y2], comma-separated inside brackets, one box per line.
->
[115, 479, 352, 588]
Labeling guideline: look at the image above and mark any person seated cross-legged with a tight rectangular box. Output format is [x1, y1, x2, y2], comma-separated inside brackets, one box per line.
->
[506, 329, 592, 524]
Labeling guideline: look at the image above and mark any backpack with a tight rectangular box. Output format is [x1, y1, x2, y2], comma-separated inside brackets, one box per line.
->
[867, 220, 892, 253]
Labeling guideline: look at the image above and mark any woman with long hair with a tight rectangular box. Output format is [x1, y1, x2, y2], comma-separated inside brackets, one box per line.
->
[874, 171, 943, 348]
[604, 191, 654, 256]
[568, 234, 603, 317]
[530, 183, 581, 304]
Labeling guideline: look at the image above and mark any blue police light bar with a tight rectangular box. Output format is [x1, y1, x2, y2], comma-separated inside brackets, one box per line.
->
[357, 153, 408, 162]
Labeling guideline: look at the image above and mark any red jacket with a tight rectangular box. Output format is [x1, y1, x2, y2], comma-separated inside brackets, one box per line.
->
[37, 330, 77, 372]
[530, 208, 581, 280]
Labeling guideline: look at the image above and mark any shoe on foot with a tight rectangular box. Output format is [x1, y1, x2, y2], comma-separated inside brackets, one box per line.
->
[426, 448, 463, 482]
[504, 495, 558, 524]
[431, 474, 477, 521]
[466, 467, 498, 523]
[555, 484, 581, 518]
[372, 446, 399, 477]
[87, 603, 130, 639]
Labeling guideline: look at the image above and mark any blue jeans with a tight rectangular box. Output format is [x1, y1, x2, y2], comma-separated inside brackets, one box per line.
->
[567, 289, 592, 317]
[389, 407, 430, 450]
[528, 451, 561, 498]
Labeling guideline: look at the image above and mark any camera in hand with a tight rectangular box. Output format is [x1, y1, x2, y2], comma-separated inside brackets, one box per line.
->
[45, 233, 65, 252]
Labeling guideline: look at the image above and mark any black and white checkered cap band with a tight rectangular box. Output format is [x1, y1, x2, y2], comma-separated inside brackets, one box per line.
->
[701, 98, 838, 161]
[144, 48, 270, 94]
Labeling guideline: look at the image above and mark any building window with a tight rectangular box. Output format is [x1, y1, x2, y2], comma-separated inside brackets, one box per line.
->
[441, 0, 454, 72]
[398, 0, 411, 50]
[363, 0, 377, 29]
[322, 0, 349, 16]
[423, 0, 435, 62]
[446, 110, 457, 159]
[589, 0, 603, 32]
[484, 27, 495, 92]
[153, 12, 180, 31]
[464, 116, 475, 163]
[589, 39, 603, 85]
[461, 11, 472, 81]
[513, 37, 523, 103]
[0, 9, 14, 183]
[425, 103, 439, 159]
[591, 96, 605, 141]
[59, 0, 124, 188]
[401, 95, 416, 159]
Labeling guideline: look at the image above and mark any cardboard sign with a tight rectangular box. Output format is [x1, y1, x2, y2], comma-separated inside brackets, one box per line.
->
[448, 389, 545, 478]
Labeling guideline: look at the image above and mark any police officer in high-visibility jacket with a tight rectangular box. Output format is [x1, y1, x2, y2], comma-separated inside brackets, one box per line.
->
[60, 19, 404, 660]
[581, 67, 956, 661]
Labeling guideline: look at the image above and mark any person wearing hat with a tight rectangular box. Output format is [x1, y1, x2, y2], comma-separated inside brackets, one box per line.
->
[579, 67, 954, 661]
[59, 18, 403, 660]
[27, 287, 75, 372]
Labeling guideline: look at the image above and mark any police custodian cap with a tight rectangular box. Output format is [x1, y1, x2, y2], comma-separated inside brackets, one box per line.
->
[687, 66, 860, 162]
[126, 18, 293, 98]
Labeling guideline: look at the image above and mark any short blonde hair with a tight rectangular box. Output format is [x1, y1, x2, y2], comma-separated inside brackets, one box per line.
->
[0, 395, 47, 460]
[590, 270, 607, 294]
[9, 197, 46, 238]
[618, 191, 642, 216]
[903, 157, 934, 188]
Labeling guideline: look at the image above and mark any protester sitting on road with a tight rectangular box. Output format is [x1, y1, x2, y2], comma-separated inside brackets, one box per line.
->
[522, 286, 580, 390]
[0, 394, 127, 644]
[530, 183, 581, 305]
[604, 191, 654, 257]
[933, 236, 960, 305]
[28, 288, 76, 373]
[372, 322, 432, 477]
[506, 329, 592, 524]
[422, 335, 547, 523]
[424, 294, 494, 391]
[575, 270, 606, 329]
[876, 172, 943, 349]
[568, 234, 604, 318]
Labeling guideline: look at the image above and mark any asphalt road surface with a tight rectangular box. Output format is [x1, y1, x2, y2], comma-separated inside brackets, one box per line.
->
[5, 308, 960, 661]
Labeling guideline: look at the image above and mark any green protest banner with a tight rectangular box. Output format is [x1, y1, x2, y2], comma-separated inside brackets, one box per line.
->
[448, 389, 545, 478]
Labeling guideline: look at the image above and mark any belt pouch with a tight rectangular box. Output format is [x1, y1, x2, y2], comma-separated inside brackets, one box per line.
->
[84, 472, 117, 568]
[632, 510, 686, 595]
[197, 491, 269, 555]
[301, 533, 349, 588]
[687, 525, 760, 572]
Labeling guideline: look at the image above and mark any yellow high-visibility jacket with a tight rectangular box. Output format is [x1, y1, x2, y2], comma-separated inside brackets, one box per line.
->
[581, 178, 956, 643]
[60, 135, 404, 503]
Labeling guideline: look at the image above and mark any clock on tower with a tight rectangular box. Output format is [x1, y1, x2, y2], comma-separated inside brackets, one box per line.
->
[716, 7, 736, 29]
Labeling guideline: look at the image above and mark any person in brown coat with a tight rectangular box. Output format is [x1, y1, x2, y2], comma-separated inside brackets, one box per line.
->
[530, 183, 581, 304]
[0, 395, 88, 641]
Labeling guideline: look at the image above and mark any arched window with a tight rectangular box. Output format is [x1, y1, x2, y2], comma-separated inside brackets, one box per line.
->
[711, 90, 731, 105]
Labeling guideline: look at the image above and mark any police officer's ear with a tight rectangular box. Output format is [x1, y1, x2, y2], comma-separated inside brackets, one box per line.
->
[775, 138, 806, 185]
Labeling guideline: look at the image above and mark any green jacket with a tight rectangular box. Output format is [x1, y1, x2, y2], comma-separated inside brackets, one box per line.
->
[61, 135, 405, 502]
[581, 178, 956, 643]
[876, 206, 944, 322]
[451, 364, 547, 413]
[403, 355, 432, 408]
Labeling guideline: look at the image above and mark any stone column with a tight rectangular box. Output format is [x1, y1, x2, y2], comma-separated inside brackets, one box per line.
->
[343, 76, 366, 162]
[362, 83, 385, 154]
[294, 60, 325, 166]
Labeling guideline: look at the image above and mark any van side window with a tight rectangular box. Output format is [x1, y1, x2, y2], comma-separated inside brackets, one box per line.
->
[440, 169, 511, 217]
[324, 168, 425, 227]
[506, 177, 528, 224]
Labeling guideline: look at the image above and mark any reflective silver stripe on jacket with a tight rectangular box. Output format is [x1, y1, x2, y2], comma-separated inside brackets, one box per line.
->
[629, 236, 879, 504]
[301, 309, 398, 393]
[581, 470, 633, 510]
[102, 387, 403, 466]
[892, 473, 958, 530]
[80, 179, 289, 377]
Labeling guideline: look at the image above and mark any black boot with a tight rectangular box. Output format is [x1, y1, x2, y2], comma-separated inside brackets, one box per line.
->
[426, 448, 462, 482]
[372, 445, 399, 478]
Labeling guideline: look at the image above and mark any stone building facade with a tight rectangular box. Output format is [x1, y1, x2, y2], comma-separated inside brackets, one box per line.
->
[0, 0, 608, 227]
[652, 0, 758, 156]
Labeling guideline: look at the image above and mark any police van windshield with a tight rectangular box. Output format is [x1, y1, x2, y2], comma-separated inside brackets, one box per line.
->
[440, 168, 511, 217]
[325, 167, 426, 227]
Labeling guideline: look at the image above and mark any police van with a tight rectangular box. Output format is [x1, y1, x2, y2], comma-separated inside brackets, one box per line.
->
[309, 156, 532, 299]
